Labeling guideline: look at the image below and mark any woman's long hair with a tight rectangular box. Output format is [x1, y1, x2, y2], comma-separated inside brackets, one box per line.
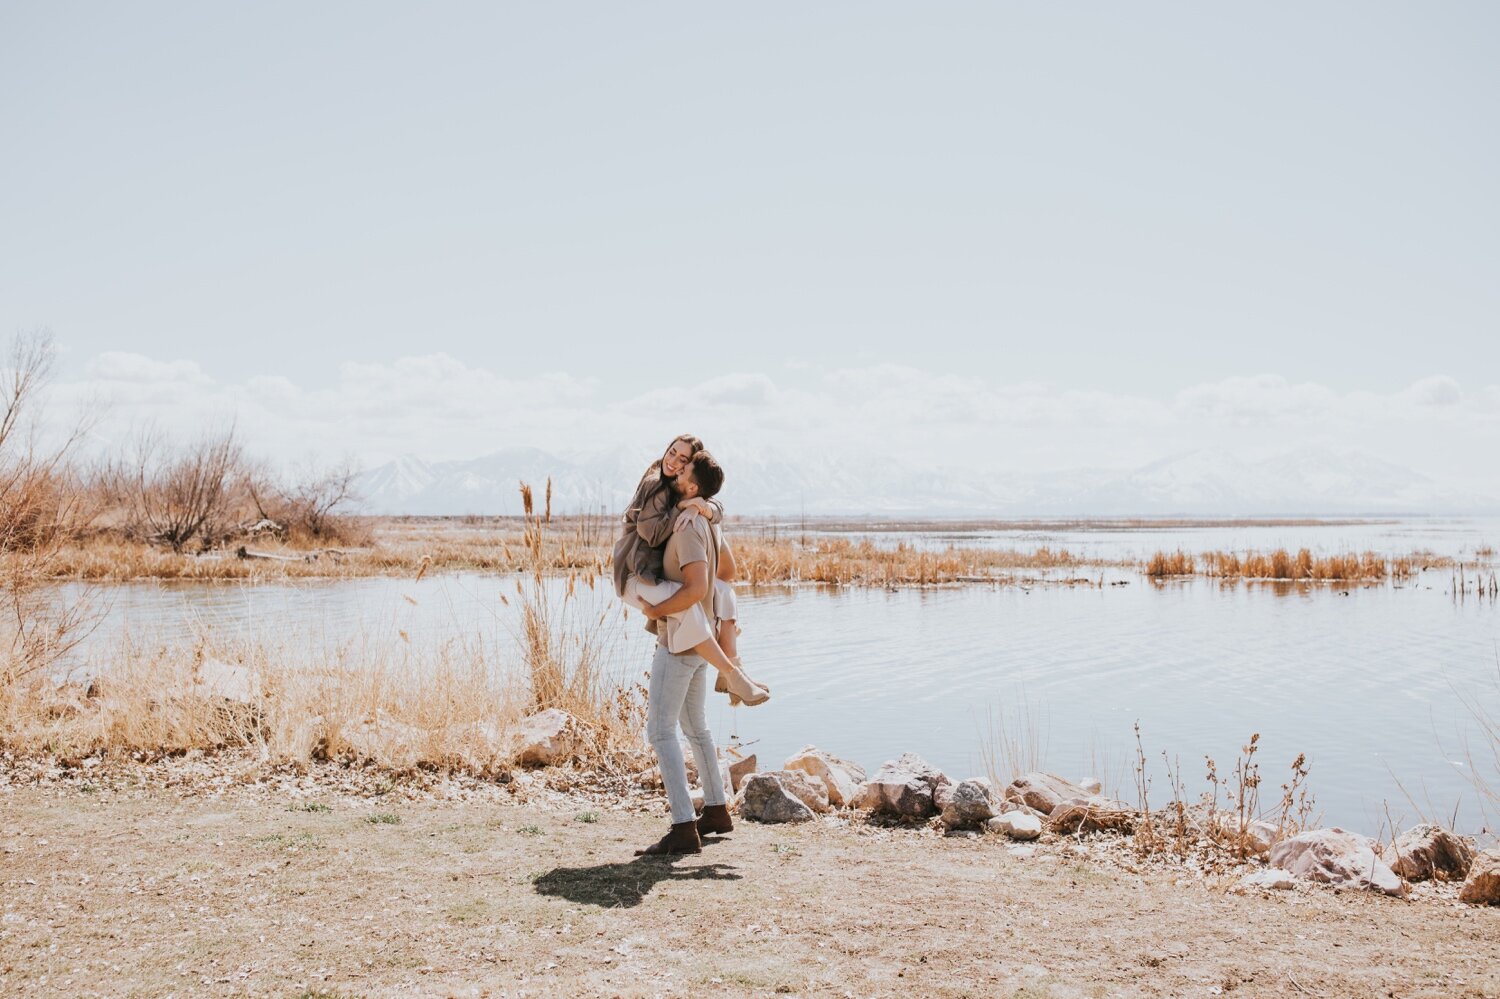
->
[638, 434, 705, 501]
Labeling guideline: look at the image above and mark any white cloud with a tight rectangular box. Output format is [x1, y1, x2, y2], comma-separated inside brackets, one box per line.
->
[43, 352, 1500, 496]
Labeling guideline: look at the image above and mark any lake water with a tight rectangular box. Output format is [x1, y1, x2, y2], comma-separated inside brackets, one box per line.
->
[64, 516, 1500, 841]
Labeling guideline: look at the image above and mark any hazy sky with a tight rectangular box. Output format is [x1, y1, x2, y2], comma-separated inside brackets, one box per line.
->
[2, 3, 1497, 487]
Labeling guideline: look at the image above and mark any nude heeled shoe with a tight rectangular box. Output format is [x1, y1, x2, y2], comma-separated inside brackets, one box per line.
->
[715, 657, 770, 707]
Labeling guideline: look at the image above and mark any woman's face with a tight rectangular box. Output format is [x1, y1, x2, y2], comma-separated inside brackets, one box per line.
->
[661, 439, 695, 478]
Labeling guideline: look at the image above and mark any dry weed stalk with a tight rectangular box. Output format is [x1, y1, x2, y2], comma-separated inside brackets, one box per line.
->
[1131, 723, 1315, 870]
[979, 696, 1047, 788]
[513, 481, 644, 766]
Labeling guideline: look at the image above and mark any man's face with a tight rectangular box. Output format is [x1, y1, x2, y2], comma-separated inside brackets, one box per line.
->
[673, 466, 699, 499]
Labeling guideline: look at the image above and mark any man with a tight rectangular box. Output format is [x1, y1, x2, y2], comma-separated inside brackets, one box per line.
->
[634, 451, 735, 856]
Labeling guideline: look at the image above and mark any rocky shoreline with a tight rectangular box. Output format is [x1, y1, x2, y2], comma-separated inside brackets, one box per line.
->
[6, 712, 1496, 911]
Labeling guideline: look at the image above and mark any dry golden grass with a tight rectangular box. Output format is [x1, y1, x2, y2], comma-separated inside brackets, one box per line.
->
[1145, 549, 1196, 576]
[734, 536, 1092, 586]
[1146, 547, 1454, 582]
[0, 629, 648, 775]
[18, 517, 1109, 587]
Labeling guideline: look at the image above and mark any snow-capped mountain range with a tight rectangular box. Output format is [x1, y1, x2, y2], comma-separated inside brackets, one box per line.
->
[350, 446, 1494, 517]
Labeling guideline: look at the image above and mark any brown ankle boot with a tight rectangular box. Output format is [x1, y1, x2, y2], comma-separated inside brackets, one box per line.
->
[697, 803, 734, 836]
[634, 821, 702, 856]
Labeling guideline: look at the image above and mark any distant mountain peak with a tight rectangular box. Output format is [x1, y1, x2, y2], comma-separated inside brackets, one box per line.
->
[350, 446, 1492, 517]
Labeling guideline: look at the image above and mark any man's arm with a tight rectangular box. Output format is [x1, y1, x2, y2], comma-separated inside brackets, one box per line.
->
[641, 561, 710, 619]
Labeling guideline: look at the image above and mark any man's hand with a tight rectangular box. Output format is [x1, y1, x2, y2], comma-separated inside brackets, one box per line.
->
[641, 601, 665, 621]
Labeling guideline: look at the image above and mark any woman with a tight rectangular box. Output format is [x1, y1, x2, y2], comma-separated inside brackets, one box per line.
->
[612, 435, 769, 706]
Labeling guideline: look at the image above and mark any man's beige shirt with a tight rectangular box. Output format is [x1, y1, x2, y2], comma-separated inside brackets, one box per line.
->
[659, 515, 719, 648]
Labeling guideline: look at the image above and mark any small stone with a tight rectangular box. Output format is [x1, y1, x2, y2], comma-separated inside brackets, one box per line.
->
[988, 812, 1042, 840]
[1080, 777, 1103, 795]
[1235, 869, 1296, 892]
[1459, 848, 1500, 905]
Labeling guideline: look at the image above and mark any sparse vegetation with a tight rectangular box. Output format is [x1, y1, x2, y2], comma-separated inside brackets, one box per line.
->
[1146, 547, 1451, 582]
[1131, 723, 1316, 869]
[1144, 549, 1195, 577]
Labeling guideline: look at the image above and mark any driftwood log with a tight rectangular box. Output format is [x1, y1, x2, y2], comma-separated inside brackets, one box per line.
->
[234, 546, 350, 563]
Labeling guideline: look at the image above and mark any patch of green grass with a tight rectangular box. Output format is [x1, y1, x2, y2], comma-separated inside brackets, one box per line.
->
[770, 843, 798, 855]
[254, 832, 325, 852]
[517, 824, 544, 836]
[296, 990, 356, 999]
[373, 778, 396, 796]
[366, 813, 401, 825]
[1064, 862, 1114, 887]
[573, 811, 599, 824]
[79, 783, 99, 794]
[289, 801, 332, 813]
[445, 899, 487, 923]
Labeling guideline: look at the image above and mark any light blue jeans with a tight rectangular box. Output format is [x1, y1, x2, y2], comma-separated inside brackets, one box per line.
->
[647, 645, 728, 824]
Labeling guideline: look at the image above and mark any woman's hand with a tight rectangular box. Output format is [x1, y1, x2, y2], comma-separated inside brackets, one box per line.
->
[673, 498, 709, 533]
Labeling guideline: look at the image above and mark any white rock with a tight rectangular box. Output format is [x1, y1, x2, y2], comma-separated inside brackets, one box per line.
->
[192, 658, 261, 703]
[503, 708, 585, 767]
[1215, 814, 1284, 859]
[782, 746, 866, 807]
[1236, 869, 1296, 892]
[1268, 828, 1408, 898]
[1080, 777, 1103, 795]
[764, 769, 830, 814]
[988, 812, 1042, 840]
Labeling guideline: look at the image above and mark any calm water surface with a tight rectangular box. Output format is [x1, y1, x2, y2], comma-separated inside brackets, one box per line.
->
[72, 571, 1499, 840]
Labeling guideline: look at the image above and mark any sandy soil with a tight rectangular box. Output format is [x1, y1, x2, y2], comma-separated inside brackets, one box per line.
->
[2, 763, 1498, 999]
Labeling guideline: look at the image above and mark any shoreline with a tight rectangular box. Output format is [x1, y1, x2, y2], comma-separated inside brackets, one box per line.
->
[4, 751, 1497, 998]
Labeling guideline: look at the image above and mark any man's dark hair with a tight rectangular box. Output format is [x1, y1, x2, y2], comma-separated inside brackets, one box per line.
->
[688, 451, 724, 499]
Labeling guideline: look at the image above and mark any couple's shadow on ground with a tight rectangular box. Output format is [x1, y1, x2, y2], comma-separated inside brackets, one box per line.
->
[534, 843, 741, 908]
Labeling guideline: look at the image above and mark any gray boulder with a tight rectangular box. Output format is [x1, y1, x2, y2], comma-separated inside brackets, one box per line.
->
[766, 768, 831, 814]
[1388, 824, 1475, 883]
[940, 779, 997, 830]
[739, 772, 816, 824]
[1003, 772, 1091, 816]
[1268, 828, 1407, 898]
[852, 752, 950, 819]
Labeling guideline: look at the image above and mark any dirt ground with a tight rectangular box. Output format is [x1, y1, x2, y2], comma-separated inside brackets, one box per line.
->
[2, 764, 1498, 999]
